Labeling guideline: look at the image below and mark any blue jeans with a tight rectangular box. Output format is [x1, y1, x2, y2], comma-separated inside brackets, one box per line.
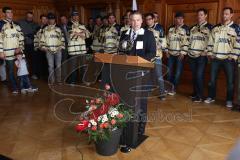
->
[167, 55, 184, 89]
[188, 56, 208, 99]
[0, 60, 6, 81]
[153, 58, 165, 95]
[6, 60, 17, 90]
[46, 51, 62, 83]
[19, 75, 32, 89]
[208, 59, 235, 101]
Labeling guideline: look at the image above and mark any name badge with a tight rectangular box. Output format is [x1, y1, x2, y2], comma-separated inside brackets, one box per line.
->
[136, 41, 143, 49]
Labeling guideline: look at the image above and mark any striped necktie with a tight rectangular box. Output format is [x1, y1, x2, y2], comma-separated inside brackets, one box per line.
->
[131, 30, 136, 44]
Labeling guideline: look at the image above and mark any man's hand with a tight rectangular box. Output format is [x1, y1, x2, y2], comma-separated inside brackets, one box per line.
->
[207, 55, 214, 61]
[56, 48, 61, 54]
[201, 52, 207, 56]
[74, 31, 86, 38]
[165, 51, 170, 58]
[41, 48, 48, 52]
[15, 48, 21, 54]
[178, 54, 184, 60]
[0, 52, 5, 59]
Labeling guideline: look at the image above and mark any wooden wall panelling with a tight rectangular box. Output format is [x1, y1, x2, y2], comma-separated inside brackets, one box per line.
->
[165, 2, 219, 30]
[0, 0, 56, 22]
[53, 0, 240, 100]
[1, 0, 239, 100]
[160, 0, 240, 100]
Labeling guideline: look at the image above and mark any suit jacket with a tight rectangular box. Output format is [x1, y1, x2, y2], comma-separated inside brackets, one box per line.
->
[119, 28, 156, 61]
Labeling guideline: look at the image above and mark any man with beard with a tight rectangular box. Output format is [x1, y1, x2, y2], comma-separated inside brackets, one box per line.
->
[204, 7, 240, 109]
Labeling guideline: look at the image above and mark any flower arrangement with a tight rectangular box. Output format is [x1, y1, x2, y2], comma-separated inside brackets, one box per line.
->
[75, 84, 132, 142]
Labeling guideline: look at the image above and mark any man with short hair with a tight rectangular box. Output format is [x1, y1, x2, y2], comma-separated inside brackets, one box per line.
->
[237, 16, 240, 27]
[34, 14, 48, 78]
[236, 17, 240, 112]
[40, 13, 65, 84]
[60, 15, 69, 63]
[204, 7, 240, 108]
[145, 12, 166, 100]
[91, 16, 103, 52]
[0, 7, 24, 93]
[103, 13, 121, 54]
[87, 17, 94, 33]
[98, 16, 108, 52]
[119, 11, 156, 153]
[19, 11, 39, 79]
[166, 12, 189, 95]
[120, 15, 131, 35]
[86, 17, 94, 53]
[67, 10, 90, 85]
[153, 12, 159, 24]
[188, 8, 213, 102]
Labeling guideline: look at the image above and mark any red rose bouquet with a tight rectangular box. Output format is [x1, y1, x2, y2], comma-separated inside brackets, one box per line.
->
[75, 84, 132, 142]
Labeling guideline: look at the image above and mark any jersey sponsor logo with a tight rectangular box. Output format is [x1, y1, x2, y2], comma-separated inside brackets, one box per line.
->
[170, 37, 181, 41]
[217, 38, 230, 43]
[50, 34, 59, 38]
[191, 36, 205, 41]
[4, 33, 18, 38]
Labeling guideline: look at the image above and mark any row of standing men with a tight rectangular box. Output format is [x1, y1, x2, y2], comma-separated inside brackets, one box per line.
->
[0, 6, 240, 111]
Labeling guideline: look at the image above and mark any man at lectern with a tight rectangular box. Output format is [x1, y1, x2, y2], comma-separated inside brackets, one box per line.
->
[119, 11, 156, 152]
[119, 11, 156, 61]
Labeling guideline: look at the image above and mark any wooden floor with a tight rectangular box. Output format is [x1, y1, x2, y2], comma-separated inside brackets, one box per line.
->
[0, 80, 240, 160]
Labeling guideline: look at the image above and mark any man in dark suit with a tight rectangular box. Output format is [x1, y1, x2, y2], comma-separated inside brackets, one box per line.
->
[119, 12, 156, 60]
[119, 11, 156, 152]
[60, 15, 69, 62]
[18, 11, 39, 80]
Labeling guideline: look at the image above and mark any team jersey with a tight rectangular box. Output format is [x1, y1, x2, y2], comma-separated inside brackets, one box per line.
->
[103, 23, 120, 54]
[34, 25, 46, 51]
[166, 24, 189, 56]
[208, 21, 240, 60]
[120, 25, 130, 36]
[91, 25, 103, 52]
[189, 22, 213, 58]
[40, 24, 65, 54]
[147, 23, 166, 59]
[67, 21, 90, 55]
[0, 20, 24, 60]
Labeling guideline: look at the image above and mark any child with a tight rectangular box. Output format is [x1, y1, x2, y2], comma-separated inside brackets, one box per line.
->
[14, 49, 38, 94]
[0, 59, 7, 84]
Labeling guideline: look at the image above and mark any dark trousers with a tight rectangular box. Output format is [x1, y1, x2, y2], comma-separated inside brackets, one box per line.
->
[18, 75, 31, 89]
[68, 55, 87, 84]
[138, 98, 148, 135]
[5, 60, 17, 90]
[208, 59, 235, 101]
[167, 55, 184, 89]
[101, 64, 110, 89]
[120, 70, 151, 147]
[238, 66, 240, 104]
[36, 49, 48, 78]
[61, 49, 69, 80]
[188, 56, 208, 99]
[25, 45, 39, 76]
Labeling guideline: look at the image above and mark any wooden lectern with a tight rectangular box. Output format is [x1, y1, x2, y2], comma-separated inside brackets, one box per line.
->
[94, 53, 154, 68]
[94, 53, 154, 149]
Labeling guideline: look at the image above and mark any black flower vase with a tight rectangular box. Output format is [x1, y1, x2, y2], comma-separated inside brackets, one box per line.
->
[95, 128, 123, 156]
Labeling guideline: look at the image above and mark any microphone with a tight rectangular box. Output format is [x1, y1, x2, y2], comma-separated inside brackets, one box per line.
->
[117, 31, 133, 55]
